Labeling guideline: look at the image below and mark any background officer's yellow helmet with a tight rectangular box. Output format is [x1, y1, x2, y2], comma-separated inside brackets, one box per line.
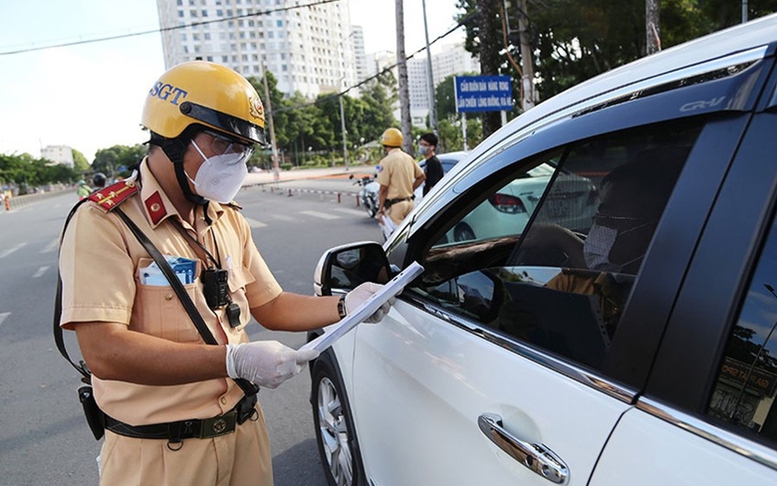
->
[141, 61, 266, 146]
[380, 127, 403, 148]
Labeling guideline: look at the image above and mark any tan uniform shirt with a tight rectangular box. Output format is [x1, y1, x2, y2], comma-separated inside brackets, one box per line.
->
[59, 158, 282, 426]
[376, 148, 424, 200]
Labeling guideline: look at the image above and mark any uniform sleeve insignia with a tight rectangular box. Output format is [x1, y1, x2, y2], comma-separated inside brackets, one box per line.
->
[88, 180, 138, 211]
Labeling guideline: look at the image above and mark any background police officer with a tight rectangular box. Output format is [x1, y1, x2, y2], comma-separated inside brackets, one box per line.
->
[375, 127, 425, 226]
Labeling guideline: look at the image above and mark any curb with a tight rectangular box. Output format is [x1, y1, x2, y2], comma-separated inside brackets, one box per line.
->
[247, 183, 366, 209]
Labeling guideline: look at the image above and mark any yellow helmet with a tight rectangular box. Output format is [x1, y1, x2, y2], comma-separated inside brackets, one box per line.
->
[380, 127, 403, 148]
[141, 61, 266, 145]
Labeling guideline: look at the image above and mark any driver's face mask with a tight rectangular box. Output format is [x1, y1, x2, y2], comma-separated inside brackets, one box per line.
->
[583, 218, 655, 272]
[583, 224, 620, 272]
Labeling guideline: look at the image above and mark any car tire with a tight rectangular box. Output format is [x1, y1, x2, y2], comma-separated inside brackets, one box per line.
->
[453, 223, 476, 242]
[311, 352, 366, 486]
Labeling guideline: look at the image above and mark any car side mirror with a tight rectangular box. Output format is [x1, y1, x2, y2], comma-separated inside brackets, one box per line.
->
[314, 241, 392, 296]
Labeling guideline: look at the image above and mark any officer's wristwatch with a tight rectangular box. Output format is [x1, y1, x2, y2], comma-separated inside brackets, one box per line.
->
[337, 294, 347, 319]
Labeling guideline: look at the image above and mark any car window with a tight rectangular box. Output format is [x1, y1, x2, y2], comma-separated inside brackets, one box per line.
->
[414, 119, 703, 372]
[707, 214, 777, 446]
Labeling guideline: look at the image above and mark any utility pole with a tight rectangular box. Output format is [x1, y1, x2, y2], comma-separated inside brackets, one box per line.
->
[339, 84, 348, 169]
[395, 0, 413, 154]
[516, 0, 535, 111]
[646, 0, 661, 55]
[743, 0, 749, 23]
[260, 63, 280, 182]
[422, 0, 438, 136]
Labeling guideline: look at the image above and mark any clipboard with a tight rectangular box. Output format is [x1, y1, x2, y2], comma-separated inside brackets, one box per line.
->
[300, 262, 425, 354]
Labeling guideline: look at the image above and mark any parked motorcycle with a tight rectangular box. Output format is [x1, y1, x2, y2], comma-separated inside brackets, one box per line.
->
[350, 174, 380, 217]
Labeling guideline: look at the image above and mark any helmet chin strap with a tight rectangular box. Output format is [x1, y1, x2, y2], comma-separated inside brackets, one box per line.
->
[151, 129, 207, 205]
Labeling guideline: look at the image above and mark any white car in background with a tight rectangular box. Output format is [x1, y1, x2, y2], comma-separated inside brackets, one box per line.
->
[447, 162, 598, 242]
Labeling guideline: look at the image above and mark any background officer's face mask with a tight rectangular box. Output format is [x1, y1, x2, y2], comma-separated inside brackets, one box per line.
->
[188, 140, 248, 203]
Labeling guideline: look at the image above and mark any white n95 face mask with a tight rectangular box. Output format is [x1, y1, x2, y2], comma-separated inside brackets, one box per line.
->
[583, 223, 619, 272]
[188, 140, 248, 203]
[584, 220, 654, 273]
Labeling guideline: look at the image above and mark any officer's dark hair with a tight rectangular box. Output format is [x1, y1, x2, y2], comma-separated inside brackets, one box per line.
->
[420, 132, 438, 148]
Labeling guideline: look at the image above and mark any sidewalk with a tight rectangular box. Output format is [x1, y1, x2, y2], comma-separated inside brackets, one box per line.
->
[0, 166, 375, 215]
[242, 164, 376, 187]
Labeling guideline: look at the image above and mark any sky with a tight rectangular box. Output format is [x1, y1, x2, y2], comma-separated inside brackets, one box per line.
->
[0, 0, 465, 163]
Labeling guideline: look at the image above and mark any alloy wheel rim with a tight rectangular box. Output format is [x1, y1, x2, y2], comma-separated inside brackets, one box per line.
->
[318, 376, 354, 486]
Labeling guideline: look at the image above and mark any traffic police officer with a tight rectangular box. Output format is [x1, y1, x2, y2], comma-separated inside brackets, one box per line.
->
[375, 127, 425, 226]
[58, 61, 388, 485]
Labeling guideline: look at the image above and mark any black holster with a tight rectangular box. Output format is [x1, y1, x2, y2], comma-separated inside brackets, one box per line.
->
[78, 385, 105, 440]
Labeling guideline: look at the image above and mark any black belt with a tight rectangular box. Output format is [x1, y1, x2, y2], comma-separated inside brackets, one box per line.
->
[105, 393, 257, 443]
[385, 196, 414, 207]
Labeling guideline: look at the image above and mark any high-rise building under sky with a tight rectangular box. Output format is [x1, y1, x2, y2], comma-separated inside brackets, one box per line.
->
[156, 0, 358, 98]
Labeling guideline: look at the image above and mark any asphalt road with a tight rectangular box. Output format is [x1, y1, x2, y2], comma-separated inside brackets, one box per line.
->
[0, 178, 382, 486]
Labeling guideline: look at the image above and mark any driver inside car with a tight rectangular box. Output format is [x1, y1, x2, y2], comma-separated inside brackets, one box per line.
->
[521, 150, 686, 333]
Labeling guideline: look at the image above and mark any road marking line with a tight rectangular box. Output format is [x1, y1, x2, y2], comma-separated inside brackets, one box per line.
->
[300, 210, 341, 220]
[333, 207, 370, 217]
[0, 313, 9, 327]
[33, 266, 49, 278]
[0, 242, 26, 259]
[41, 239, 59, 253]
[243, 217, 267, 228]
[270, 214, 299, 222]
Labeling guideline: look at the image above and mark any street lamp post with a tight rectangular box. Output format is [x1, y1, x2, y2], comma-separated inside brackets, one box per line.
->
[421, 0, 438, 136]
[339, 84, 348, 169]
[260, 62, 280, 182]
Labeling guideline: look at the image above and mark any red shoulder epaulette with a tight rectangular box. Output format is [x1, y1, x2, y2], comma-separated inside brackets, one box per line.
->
[88, 180, 139, 211]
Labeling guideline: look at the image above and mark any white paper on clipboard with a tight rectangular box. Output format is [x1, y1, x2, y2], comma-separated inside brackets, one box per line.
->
[300, 261, 424, 354]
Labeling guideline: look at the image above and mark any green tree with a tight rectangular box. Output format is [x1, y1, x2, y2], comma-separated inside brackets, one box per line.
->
[72, 149, 90, 172]
[438, 116, 482, 152]
[358, 72, 398, 144]
[93, 145, 147, 178]
[0, 152, 78, 190]
[456, 0, 776, 106]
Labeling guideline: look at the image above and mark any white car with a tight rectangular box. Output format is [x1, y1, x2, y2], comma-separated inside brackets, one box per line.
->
[446, 163, 598, 242]
[309, 15, 777, 486]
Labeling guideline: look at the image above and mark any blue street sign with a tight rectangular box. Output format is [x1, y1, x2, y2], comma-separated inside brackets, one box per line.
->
[455, 75, 513, 113]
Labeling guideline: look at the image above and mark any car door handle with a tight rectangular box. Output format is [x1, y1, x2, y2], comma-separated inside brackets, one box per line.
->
[478, 413, 569, 484]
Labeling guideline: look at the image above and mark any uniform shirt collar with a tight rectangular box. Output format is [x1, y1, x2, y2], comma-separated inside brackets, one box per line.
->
[138, 157, 225, 229]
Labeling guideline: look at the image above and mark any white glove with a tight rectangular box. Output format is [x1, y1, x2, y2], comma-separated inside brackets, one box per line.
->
[225, 341, 320, 389]
[344, 282, 395, 323]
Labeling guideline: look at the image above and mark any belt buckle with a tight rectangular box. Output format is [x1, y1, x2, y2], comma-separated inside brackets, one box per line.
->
[199, 410, 237, 439]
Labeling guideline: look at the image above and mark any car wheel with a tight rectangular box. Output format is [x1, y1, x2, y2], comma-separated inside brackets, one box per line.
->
[311, 353, 366, 486]
[453, 223, 476, 242]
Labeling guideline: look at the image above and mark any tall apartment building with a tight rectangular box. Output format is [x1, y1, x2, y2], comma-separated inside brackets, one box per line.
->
[41, 145, 74, 167]
[351, 25, 368, 84]
[156, 0, 357, 98]
[407, 42, 480, 126]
